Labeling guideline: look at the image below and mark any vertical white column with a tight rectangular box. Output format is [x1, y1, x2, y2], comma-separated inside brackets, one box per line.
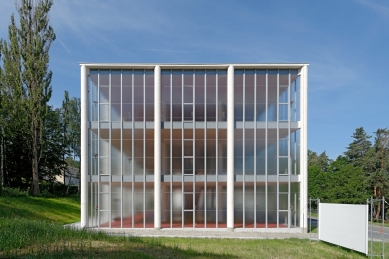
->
[80, 64, 89, 228]
[154, 65, 162, 230]
[300, 65, 308, 232]
[227, 65, 234, 231]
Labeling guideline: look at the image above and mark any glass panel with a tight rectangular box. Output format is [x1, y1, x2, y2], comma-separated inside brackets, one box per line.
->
[245, 183, 255, 228]
[133, 183, 144, 228]
[279, 104, 288, 121]
[145, 184, 154, 228]
[172, 186, 182, 227]
[207, 129, 216, 175]
[256, 129, 266, 175]
[234, 70, 244, 122]
[279, 157, 289, 174]
[161, 183, 171, 228]
[234, 183, 243, 228]
[218, 71, 227, 122]
[111, 185, 121, 228]
[245, 129, 254, 175]
[279, 193, 288, 211]
[256, 184, 266, 228]
[205, 183, 217, 227]
[279, 211, 288, 227]
[184, 140, 193, 156]
[99, 211, 109, 227]
[99, 104, 109, 121]
[184, 211, 193, 227]
[122, 183, 132, 228]
[195, 182, 205, 228]
[234, 129, 243, 175]
[144, 70, 154, 87]
[184, 158, 193, 175]
[184, 193, 193, 210]
[184, 86, 193, 103]
[268, 70, 278, 121]
[267, 184, 277, 227]
[183, 104, 193, 121]
[267, 129, 277, 175]
[184, 70, 193, 86]
[279, 70, 289, 87]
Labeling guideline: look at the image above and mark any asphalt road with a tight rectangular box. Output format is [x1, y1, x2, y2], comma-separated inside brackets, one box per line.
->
[309, 218, 389, 242]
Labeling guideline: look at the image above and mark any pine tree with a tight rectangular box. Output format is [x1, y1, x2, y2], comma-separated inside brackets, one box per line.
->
[344, 127, 372, 166]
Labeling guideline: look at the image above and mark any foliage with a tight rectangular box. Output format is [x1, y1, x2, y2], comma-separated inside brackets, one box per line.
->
[1, 187, 29, 197]
[0, 1, 81, 197]
[309, 127, 389, 219]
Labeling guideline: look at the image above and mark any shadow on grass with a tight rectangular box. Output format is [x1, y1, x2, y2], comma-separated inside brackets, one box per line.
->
[2, 237, 238, 259]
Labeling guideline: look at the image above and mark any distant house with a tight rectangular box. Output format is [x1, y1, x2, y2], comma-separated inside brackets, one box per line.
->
[56, 166, 79, 186]
[80, 63, 308, 231]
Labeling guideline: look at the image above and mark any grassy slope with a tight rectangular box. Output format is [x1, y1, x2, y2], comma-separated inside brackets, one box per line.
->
[0, 196, 387, 258]
[0, 196, 80, 224]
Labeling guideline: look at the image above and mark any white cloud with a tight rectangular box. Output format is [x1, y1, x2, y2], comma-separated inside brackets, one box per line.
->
[50, 0, 171, 44]
[354, 0, 389, 17]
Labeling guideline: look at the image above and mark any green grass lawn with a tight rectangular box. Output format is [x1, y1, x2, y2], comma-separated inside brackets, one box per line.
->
[0, 195, 387, 258]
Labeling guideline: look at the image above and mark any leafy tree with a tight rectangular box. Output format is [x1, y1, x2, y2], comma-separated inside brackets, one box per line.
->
[327, 156, 368, 204]
[61, 91, 81, 194]
[39, 107, 68, 189]
[1, 0, 56, 195]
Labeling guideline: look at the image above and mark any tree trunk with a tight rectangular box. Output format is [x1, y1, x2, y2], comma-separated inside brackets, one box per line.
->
[32, 127, 39, 195]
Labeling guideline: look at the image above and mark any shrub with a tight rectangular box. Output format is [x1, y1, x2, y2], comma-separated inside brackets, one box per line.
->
[1, 187, 29, 197]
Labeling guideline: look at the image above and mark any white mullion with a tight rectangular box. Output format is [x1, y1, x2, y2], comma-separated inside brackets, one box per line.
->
[120, 69, 123, 228]
[170, 70, 173, 228]
[97, 69, 101, 228]
[265, 69, 268, 228]
[288, 70, 291, 229]
[109, 70, 112, 228]
[192, 70, 195, 228]
[242, 69, 246, 228]
[204, 70, 207, 228]
[181, 70, 184, 228]
[254, 69, 257, 229]
[276, 70, 279, 228]
[216, 69, 219, 228]
[131, 70, 134, 228]
[143, 70, 146, 228]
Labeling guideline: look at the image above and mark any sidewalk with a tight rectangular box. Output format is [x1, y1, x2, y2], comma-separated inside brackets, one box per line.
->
[64, 223, 317, 240]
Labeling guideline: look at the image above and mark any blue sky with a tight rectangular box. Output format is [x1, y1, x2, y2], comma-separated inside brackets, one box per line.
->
[1, 0, 388, 159]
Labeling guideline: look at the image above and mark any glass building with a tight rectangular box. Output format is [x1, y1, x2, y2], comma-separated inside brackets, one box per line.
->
[80, 64, 308, 232]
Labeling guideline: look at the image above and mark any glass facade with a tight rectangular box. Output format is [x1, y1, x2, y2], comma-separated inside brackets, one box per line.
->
[85, 64, 305, 230]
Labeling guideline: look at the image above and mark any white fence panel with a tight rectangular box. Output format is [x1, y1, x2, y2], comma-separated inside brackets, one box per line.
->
[318, 203, 368, 255]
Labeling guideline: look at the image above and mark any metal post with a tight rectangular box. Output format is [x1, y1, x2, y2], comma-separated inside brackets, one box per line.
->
[317, 198, 320, 242]
[309, 197, 311, 241]
[382, 197, 384, 258]
[370, 196, 373, 259]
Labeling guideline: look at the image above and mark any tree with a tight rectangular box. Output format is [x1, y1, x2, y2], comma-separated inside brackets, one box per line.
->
[1, 0, 56, 195]
[61, 91, 81, 194]
[345, 127, 372, 166]
[363, 128, 389, 220]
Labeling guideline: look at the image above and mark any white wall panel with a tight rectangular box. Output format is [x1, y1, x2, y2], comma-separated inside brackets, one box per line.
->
[319, 203, 368, 255]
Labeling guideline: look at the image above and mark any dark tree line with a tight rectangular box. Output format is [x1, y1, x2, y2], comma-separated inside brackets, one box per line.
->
[0, 0, 80, 196]
[309, 127, 389, 219]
